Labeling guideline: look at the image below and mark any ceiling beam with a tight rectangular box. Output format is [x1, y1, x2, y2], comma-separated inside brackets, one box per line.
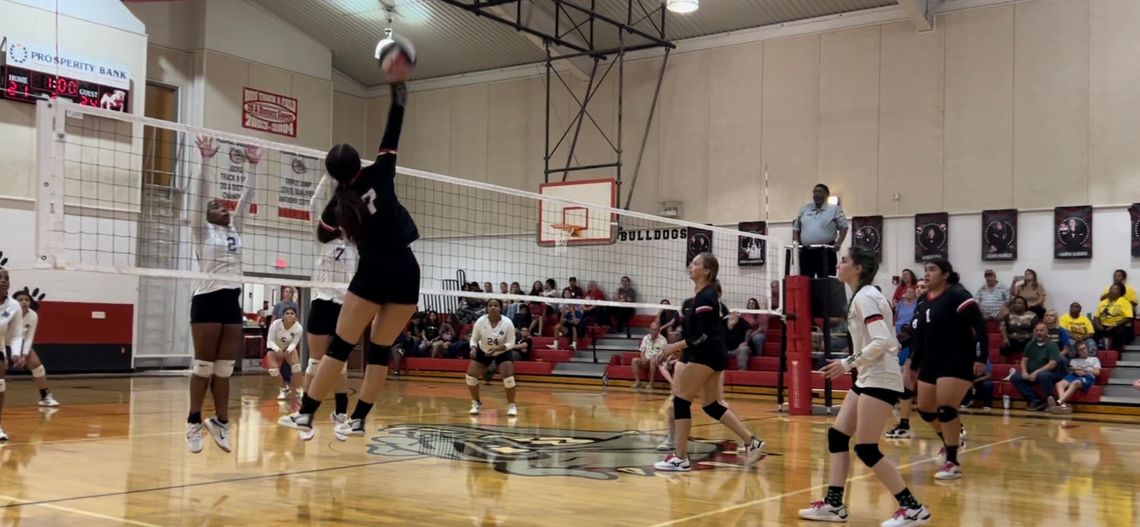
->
[484, 1, 593, 80]
[897, 0, 935, 32]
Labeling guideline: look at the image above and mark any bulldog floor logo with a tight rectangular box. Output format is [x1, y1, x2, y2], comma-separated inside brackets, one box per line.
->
[366, 424, 754, 480]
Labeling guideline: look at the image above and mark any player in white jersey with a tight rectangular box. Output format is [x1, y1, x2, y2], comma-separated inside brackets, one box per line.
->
[799, 247, 931, 527]
[12, 288, 59, 407]
[303, 175, 357, 432]
[465, 299, 519, 417]
[0, 269, 26, 441]
[266, 307, 304, 401]
[186, 135, 261, 454]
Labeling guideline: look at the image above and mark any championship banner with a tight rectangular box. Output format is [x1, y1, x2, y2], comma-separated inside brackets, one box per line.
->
[242, 87, 298, 138]
[914, 212, 948, 262]
[1054, 206, 1092, 259]
[982, 209, 1017, 261]
[851, 216, 883, 261]
[1131, 203, 1140, 258]
[215, 138, 258, 215]
[278, 153, 319, 221]
[686, 227, 712, 266]
[737, 221, 767, 266]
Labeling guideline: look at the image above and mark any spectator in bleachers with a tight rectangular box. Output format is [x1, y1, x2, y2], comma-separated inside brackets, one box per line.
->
[1042, 309, 1073, 366]
[960, 355, 994, 411]
[631, 321, 667, 389]
[543, 279, 559, 297]
[976, 269, 1011, 320]
[770, 280, 781, 310]
[510, 326, 532, 362]
[1000, 296, 1036, 359]
[742, 298, 768, 356]
[892, 268, 917, 308]
[551, 291, 584, 350]
[655, 299, 679, 332]
[566, 276, 584, 298]
[505, 282, 523, 318]
[453, 286, 485, 327]
[1013, 269, 1048, 319]
[724, 311, 752, 371]
[1009, 322, 1062, 411]
[1060, 302, 1097, 353]
[1101, 269, 1136, 309]
[1051, 340, 1100, 411]
[1093, 283, 1134, 351]
[583, 280, 607, 326]
[528, 281, 548, 335]
[895, 286, 918, 334]
[423, 311, 452, 358]
[406, 311, 428, 356]
[613, 276, 637, 337]
[437, 321, 459, 358]
[483, 282, 494, 294]
[511, 302, 533, 336]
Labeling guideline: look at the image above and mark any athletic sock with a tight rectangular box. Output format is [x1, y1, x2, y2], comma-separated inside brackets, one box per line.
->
[351, 401, 374, 421]
[215, 416, 229, 424]
[898, 418, 909, 428]
[894, 488, 920, 509]
[946, 445, 959, 465]
[825, 486, 845, 507]
[335, 392, 349, 415]
[299, 394, 321, 415]
[187, 411, 202, 424]
[39, 388, 49, 399]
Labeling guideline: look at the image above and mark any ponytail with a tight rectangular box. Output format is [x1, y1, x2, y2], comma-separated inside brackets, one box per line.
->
[947, 272, 961, 285]
[333, 184, 366, 243]
[848, 246, 879, 290]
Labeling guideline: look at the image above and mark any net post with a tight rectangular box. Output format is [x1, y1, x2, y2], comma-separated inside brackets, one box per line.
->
[35, 99, 66, 270]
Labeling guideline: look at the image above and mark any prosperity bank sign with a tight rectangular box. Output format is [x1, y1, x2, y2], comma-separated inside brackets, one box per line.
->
[242, 87, 298, 137]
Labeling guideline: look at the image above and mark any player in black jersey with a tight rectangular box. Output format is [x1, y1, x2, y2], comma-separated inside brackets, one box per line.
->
[886, 279, 926, 439]
[909, 258, 987, 480]
[280, 54, 420, 441]
[653, 253, 766, 472]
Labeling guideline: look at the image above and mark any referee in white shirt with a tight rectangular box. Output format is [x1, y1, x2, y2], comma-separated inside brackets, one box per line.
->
[793, 184, 848, 278]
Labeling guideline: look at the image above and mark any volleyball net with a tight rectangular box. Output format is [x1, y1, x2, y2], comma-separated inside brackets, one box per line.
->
[33, 99, 787, 319]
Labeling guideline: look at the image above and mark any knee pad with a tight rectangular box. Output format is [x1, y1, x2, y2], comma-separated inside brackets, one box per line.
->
[503, 376, 516, 389]
[936, 405, 959, 423]
[192, 360, 214, 378]
[267, 368, 280, 377]
[367, 344, 391, 366]
[827, 427, 851, 454]
[213, 360, 235, 378]
[31, 365, 46, 378]
[465, 374, 479, 386]
[853, 443, 884, 468]
[673, 397, 692, 420]
[702, 401, 727, 421]
[306, 358, 320, 375]
[919, 410, 938, 423]
[290, 362, 302, 374]
[326, 335, 355, 361]
[901, 389, 914, 401]
[0, 379, 6, 393]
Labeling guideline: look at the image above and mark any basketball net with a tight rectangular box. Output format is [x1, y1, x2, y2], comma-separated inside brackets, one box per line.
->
[551, 223, 584, 256]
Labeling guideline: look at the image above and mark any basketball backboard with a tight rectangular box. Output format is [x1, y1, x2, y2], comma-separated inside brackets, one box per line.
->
[537, 178, 618, 246]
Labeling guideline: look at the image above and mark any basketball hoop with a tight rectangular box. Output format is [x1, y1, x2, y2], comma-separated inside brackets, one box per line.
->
[551, 223, 585, 255]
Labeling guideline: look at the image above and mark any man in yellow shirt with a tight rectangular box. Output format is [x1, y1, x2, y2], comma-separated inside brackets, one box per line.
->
[1059, 302, 1097, 351]
[1094, 284, 1135, 351]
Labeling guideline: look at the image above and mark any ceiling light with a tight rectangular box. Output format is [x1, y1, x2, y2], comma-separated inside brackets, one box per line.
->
[666, 0, 698, 14]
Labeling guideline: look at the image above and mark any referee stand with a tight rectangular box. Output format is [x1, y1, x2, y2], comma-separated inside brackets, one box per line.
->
[778, 243, 846, 415]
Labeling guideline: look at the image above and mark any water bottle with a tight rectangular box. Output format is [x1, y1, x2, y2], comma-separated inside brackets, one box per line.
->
[1002, 395, 1011, 410]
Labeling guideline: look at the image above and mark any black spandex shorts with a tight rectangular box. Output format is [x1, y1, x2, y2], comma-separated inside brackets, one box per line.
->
[190, 288, 243, 324]
[307, 299, 342, 336]
[349, 247, 420, 305]
[681, 347, 728, 373]
[473, 348, 513, 367]
[851, 384, 902, 406]
[917, 355, 976, 384]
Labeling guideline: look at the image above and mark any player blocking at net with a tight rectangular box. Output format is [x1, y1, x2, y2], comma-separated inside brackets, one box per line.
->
[186, 135, 261, 454]
[280, 37, 419, 441]
[798, 247, 931, 526]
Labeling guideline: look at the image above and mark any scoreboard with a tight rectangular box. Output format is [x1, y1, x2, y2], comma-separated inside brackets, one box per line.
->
[2, 65, 129, 112]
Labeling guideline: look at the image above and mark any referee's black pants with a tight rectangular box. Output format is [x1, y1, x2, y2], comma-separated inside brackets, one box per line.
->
[799, 246, 837, 278]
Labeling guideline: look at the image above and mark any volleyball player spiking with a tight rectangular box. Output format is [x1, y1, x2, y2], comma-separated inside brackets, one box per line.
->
[798, 246, 931, 526]
[301, 174, 357, 425]
[465, 299, 519, 417]
[0, 268, 25, 442]
[279, 45, 419, 440]
[266, 306, 304, 400]
[654, 252, 766, 472]
[909, 258, 987, 480]
[186, 135, 262, 454]
[12, 288, 59, 407]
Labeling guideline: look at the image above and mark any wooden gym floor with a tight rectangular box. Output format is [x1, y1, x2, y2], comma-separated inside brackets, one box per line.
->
[0, 375, 1136, 526]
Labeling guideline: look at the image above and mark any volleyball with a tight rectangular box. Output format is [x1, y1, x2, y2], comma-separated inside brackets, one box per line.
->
[375, 34, 416, 77]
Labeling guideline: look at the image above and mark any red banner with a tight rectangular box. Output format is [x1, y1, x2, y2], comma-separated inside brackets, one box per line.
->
[242, 87, 298, 137]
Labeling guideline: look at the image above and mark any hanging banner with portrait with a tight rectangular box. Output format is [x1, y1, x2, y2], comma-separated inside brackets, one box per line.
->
[1130, 203, 1140, 258]
[914, 213, 948, 262]
[981, 209, 1017, 261]
[737, 221, 767, 266]
[851, 216, 883, 261]
[686, 227, 713, 267]
[1054, 206, 1092, 259]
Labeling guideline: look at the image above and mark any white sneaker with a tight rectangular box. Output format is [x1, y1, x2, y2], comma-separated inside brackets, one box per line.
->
[654, 454, 691, 472]
[277, 387, 290, 401]
[331, 411, 348, 425]
[547, 342, 559, 350]
[570, 342, 577, 350]
[38, 394, 60, 407]
[884, 425, 912, 439]
[278, 413, 316, 441]
[743, 437, 767, 466]
[881, 505, 932, 527]
[204, 417, 232, 453]
[1002, 368, 1016, 381]
[507, 404, 518, 417]
[0, 426, 9, 442]
[934, 461, 962, 480]
[334, 418, 365, 442]
[468, 401, 482, 415]
[186, 423, 204, 453]
[798, 500, 849, 522]
[656, 438, 675, 451]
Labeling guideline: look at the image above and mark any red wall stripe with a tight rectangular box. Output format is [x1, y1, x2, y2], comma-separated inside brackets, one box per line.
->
[34, 302, 134, 345]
